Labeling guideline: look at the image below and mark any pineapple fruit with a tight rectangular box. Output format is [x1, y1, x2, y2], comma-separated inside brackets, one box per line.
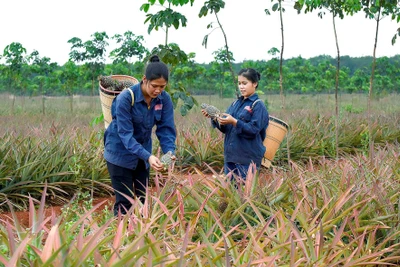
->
[99, 75, 115, 89]
[99, 75, 136, 91]
[160, 151, 174, 170]
[201, 103, 221, 119]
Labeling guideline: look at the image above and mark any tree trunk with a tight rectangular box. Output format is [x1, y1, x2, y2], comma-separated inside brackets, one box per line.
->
[278, 0, 290, 166]
[333, 14, 340, 161]
[279, 1, 285, 110]
[70, 95, 74, 114]
[41, 96, 45, 115]
[41, 84, 46, 115]
[21, 94, 25, 113]
[215, 12, 238, 98]
[11, 95, 15, 115]
[91, 76, 95, 109]
[368, 9, 381, 162]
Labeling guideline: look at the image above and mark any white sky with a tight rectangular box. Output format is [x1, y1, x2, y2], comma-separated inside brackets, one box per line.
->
[1, 0, 399, 65]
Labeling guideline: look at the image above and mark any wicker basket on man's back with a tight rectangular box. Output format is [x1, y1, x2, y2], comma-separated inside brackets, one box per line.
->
[98, 75, 139, 129]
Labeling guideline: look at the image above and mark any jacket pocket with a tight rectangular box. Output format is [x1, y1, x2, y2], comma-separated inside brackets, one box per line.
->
[239, 110, 252, 122]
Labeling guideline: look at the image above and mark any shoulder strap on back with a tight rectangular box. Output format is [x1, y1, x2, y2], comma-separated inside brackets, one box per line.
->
[127, 88, 134, 106]
[251, 99, 263, 110]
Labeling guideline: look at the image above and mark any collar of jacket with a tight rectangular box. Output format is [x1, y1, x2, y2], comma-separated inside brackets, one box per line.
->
[133, 82, 166, 106]
[238, 93, 259, 103]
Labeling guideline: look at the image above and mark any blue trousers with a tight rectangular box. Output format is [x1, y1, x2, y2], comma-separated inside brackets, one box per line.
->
[224, 162, 251, 181]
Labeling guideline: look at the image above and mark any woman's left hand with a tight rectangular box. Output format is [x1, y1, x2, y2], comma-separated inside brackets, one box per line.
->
[218, 113, 237, 126]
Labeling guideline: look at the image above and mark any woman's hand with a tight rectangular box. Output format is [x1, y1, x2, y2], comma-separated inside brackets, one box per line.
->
[218, 113, 237, 126]
[148, 155, 164, 171]
[201, 109, 211, 118]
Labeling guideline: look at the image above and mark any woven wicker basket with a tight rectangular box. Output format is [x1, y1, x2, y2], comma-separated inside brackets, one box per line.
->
[262, 116, 289, 168]
[99, 75, 139, 129]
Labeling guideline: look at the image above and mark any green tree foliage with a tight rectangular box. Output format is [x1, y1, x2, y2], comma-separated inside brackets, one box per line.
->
[2, 42, 27, 114]
[140, 0, 194, 44]
[29, 50, 54, 114]
[1, 47, 400, 97]
[60, 61, 80, 113]
[149, 43, 197, 115]
[140, 1, 198, 115]
[109, 31, 149, 76]
[68, 32, 109, 97]
[211, 48, 236, 98]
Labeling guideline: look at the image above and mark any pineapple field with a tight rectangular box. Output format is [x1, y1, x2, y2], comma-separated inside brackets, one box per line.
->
[0, 92, 400, 266]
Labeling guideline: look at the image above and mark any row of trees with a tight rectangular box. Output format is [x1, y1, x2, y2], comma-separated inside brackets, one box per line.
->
[1, 40, 399, 97]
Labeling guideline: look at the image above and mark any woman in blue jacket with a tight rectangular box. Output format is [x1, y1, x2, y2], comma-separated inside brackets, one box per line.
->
[202, 68, 269, 181]
[104, 55, 176, 216]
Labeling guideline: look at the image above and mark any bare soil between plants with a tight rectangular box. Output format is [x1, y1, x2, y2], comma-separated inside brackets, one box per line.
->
[0, 197, 115, 228]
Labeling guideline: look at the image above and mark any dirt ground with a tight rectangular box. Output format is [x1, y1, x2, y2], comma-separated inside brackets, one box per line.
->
[0, 197, 115, 228]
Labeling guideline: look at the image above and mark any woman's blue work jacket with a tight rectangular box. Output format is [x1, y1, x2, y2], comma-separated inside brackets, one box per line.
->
[212, 94, 269, 167]
[104, 82, 176, 170]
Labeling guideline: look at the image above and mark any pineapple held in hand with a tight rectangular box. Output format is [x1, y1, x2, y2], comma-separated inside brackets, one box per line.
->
[201, 103, 221, 120]
[160, 151, 174, 170]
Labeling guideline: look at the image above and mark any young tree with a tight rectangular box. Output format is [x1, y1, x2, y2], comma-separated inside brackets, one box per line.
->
[294, 0, 362, 160]
[140, 1, 197, 115]
[68, 32, 109, 97]
[109, 31, 149, 76]
[211, 48, 235, 98]
[362, 0, 400, 160]
[2, 42, 27, 114]
[199, 0, 238, 97]
[29, 50, 53, 114]
[149, 43, 197, 115]
[58, 61, 80, 113]
[265, 1, 287, 110]
[171, 52, 206, 94]
[140, 0, 193, 45]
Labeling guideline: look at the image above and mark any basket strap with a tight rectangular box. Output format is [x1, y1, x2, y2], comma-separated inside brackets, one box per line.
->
[127, 88, 135, 106]
[251, 99, 263, 110]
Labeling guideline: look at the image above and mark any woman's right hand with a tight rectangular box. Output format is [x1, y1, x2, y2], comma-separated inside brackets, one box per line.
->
[148, 155, 164, 171]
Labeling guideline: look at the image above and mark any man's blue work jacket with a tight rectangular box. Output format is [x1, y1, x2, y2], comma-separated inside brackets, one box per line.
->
[212, 94, 269, 167]
[104, 82, 176, 170]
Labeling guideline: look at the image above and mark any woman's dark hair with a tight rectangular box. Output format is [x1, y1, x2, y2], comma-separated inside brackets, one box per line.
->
[238, 68, 261, 88]
[145, 55, 169, 82]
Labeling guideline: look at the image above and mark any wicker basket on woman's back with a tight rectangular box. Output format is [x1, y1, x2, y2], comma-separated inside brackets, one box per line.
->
[98, 75, 139, 129]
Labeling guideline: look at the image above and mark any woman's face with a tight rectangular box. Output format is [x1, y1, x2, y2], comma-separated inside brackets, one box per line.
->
[238, 75, 257, 98]
[143, 76, 167, 98]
